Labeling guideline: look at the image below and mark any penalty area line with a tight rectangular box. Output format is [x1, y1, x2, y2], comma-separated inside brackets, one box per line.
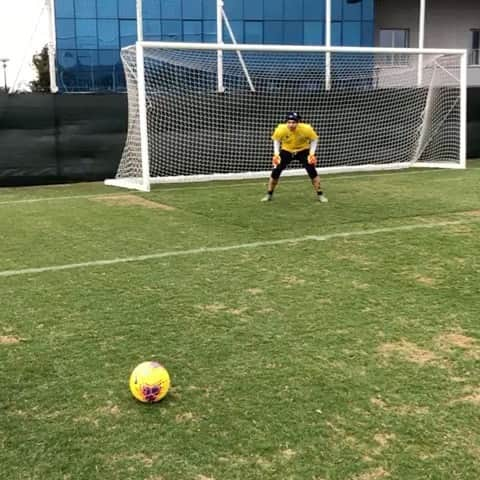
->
[0, 219, 467, 278]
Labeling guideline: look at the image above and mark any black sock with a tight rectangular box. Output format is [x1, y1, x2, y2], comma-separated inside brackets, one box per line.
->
[317, 190, 323, 196]
[268, 190, 273, 195]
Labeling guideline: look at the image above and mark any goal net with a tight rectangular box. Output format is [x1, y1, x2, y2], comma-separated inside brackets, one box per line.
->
[106, 43, 466, 191]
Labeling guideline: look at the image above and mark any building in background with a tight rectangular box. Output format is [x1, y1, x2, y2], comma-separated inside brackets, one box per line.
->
[53, 0, 480, 92]
[54, 0, 375, 92]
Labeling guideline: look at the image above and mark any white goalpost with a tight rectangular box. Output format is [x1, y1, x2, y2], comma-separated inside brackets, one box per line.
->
[105, 0, 467, 192]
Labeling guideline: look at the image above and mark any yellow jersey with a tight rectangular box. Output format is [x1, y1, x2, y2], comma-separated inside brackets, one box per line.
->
[271, 122, 318, 153]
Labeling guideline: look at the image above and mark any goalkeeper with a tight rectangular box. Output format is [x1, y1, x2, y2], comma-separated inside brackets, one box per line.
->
[261, 112, 328, 203]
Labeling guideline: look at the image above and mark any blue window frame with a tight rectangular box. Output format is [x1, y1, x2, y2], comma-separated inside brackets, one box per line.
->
[56, 19, 76, 49]
[74, 0, 96, 18]
[162, 20, 182, 40]
[98, 0, 118, 18]
[143, 0, 161, 19]
[244, 21, 263, 44]
[55, 0, 74, 17]
[284, 21, 303, 44]
[304, 21, 324, 45]
[119, 19, 137, 46]
[98, 20, 119, 48]
[182, 0, 202, 19]
[161, 0, 181, 19]
[144, 20, 162, 40]
[76, 19, 98, 49]
[304, 0, 325, 21]
[264, 21, 283, 43]
[183, 20, 202, 41]
[118, 0, 136, 18]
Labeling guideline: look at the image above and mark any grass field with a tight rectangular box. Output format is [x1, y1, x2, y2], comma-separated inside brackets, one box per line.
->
[1, 162, 480, 480]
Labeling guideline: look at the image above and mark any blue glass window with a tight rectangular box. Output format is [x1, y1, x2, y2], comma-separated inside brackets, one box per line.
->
[98, 20, 119, 48]
[98, 49, 120, 66]
[264, 21, 283, 43]
[264, 1, 283, 20]
[78, 50, 98, 66]
[77, 50, 98, 90]
[162, 20, 182, 40]
[332, 0, 342, 21]
[203, 20, 216, 42]
[362, 0, 374, 22]
[56, 19, 76, 49]
[304, 22, 324, 45]
[97, 50, 122, 91]
[224, 0, 243, 20]
[361, 21, 374, 46]
[343, 0, 361, 21]
[144, 0, 161, 19]
[58, 50, 78, 69]
[304, 0, 325, 21]
[55, 0, 74, 17]
[161, 0, 181, 19]
[57, 50, 78, 92]
[284, 21, 303, 44]
[244, 21, 263, 44]
[203, 0, 216, 20]
[144, 20, 162, 40]
[120, 19, 137, 46]
[76, 19, 98, 49]
[225, 21, 244, 43]
[74, 0, 96, 18]
[118, 0, 136, 18]
[343, 21, 361, 45]
[182, 0, 202, 19]
[284, 0, 303, 21]
[183, 20, 202, 41]
[244, 0, 262, 20]
[98, 0, 118, 18]
[331, 22, 342, 46]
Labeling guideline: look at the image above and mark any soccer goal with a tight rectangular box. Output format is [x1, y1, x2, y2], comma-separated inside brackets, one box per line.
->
[106, 42, 467, 192]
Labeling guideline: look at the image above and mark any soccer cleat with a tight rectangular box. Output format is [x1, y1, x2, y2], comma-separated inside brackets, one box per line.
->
[261, 194, 273, 202]
[317, 194, 328, 203]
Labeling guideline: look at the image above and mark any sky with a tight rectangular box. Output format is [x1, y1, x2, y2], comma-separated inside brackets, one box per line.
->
[0, 0, 49, 91]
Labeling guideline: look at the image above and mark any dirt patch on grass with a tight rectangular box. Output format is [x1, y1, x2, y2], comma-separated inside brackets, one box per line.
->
[378, 340, 437, 365]
[282, 275, 305, 285]
[462, 210, 480, 216]
[370, 397, 429, 415]
[415, 275, 435, 286]
[436, 331, 477, 350]
[0, 335, 23, 344]
[352, 467, 390, 480]
[450, 386, 480, 405]
[93, 194, 175, 211]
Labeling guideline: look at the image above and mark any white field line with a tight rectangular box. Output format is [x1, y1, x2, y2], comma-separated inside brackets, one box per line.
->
[0, 219, 467, 278]
[0, 168, 460, 206]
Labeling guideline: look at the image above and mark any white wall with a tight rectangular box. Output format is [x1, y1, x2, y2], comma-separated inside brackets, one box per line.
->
[375, 0, 480, 85]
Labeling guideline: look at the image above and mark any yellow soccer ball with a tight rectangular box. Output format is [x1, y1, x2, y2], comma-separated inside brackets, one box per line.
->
[129, 361, 171, 403]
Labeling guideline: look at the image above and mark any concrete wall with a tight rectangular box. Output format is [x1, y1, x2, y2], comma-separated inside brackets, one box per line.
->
[375, 0, 480, 86]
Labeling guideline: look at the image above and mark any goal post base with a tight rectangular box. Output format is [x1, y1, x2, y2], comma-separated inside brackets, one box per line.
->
[104, 178, 151, 192]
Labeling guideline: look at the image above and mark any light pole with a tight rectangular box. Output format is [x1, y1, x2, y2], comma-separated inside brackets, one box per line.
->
[0, 58, 9, 91]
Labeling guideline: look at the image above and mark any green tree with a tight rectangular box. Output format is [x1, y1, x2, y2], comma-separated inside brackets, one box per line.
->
[30, 45, 50, 92]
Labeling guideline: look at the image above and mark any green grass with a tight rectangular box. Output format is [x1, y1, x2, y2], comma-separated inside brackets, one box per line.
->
[1, 163, 480, 480]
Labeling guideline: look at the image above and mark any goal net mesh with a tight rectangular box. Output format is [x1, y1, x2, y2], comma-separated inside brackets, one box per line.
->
[115, 46, 462, 185]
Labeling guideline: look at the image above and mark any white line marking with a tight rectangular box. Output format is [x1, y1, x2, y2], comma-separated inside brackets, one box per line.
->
[0, 168, 468, 206]
[0, 220, 467, 277]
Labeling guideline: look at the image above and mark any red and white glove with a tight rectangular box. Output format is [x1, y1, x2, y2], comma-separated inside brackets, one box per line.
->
[308, 154, 317, 166]
[272, 154, 281, 166]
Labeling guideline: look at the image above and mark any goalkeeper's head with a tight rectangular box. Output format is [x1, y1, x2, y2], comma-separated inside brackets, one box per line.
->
[286, 111, 301, 131]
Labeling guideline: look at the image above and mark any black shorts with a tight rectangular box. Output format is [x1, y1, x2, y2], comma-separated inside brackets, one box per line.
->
[271, 149, 318, 180]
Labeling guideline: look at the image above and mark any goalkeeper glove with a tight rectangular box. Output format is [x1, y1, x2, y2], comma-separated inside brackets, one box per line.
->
[272, 154, 281, 166]
[308, 154, 317, 165]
